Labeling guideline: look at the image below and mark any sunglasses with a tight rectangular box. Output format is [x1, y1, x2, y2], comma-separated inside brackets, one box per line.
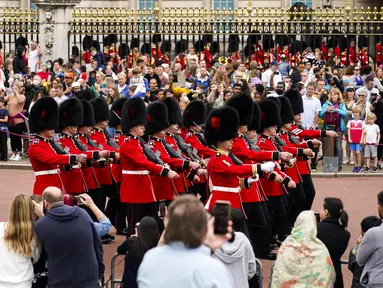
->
[359, 95, 366, 97]
[354, 69, 360, 71]
[64, 76, 73, 79]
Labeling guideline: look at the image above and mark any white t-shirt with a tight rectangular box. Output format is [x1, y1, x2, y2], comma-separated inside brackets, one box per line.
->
[54, 95, 68, 106]
[301, 95, 322, 129]
[261, 69, 282, 88]
[364, 124, 380, 144]
[28, 49, 39, 73]
[0, 222, 41, 288]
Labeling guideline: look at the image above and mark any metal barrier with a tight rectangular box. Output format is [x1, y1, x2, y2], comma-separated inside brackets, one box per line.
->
[106, 252, 124, 288]
[256, 258, 264, 288]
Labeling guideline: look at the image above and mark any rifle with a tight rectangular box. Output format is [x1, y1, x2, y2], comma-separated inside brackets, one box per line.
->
[104, 129, 120, 150]
[174, 134, 205, 165]
[243, 134, 261, 152]
[161, 139, 184, 159]
[274, 135, 294, 168]
[138, 137, 166, 166]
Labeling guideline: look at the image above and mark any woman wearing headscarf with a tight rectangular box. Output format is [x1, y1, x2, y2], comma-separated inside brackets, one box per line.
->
[271, 210, 335, 288]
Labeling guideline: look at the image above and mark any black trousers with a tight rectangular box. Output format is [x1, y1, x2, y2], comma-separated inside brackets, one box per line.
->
[301, 174, 316, 211]
[9, 122, 24, 152]
[124, 202, 159, 236]
[378, 124, 383, 160]
[191, 182, 207, 204]
[243, 201, 269, 258]
[0, 130, 7, 160]
[287, 182, 306, 229]
[266, 196, 287, 240]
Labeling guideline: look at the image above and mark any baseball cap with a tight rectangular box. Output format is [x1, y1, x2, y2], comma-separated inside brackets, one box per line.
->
[270, 61, 279, 66]
[64, 72, 74, 79]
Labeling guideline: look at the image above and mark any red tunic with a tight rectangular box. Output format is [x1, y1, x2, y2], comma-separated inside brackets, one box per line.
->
[148, 137, 190, 201]
[57, 134, 89, 194]
[205, 152, 255, 211]
[89, 128, 118, 186]
[231, 135, 279, 203]
[29, 136, 76, 195]
[76, 134, 100, 190]
[120, 135, 167, 203]
[184, 131, 215, 159]
[111, 131, 124, 183]
[257, 134, 290, 197]
[376, 43, 382, 64]
[164, 134, 191, 192]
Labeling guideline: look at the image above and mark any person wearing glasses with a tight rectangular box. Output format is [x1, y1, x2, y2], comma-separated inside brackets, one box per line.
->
[349, 66, 363, 88]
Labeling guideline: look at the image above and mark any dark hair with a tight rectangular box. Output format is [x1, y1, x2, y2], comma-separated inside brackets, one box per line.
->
[136, 59, 144, 66]
[323, 197, 348, 228]
[363, 65, 372, 76]
[129, 216, 159, 262]
[365, 76, 374, 84]
[377, 191, 383, 207]
[361, 216, 382, 233]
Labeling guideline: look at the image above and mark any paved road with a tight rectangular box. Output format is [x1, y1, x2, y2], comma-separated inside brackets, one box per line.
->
[0, 169, 382, 286]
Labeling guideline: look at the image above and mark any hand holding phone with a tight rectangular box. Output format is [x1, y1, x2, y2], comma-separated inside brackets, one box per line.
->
[212, 201, 231, 235]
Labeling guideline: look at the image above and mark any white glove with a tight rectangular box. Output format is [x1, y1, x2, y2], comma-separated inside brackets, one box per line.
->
[247, 175, 259, 184]
[260, 162, 276, 173]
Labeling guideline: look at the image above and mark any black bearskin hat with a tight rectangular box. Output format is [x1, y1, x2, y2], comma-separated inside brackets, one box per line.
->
[176, 40, 188, 55]
[163, 97, 182, 126]
[277, 35, 291, 47]
[161, 40, 171, 54]
[226, 92, 254, 126]
[259, 98, 281, 131]
[247, 102, 261, 132]
[284, 89, 303, 115]
[58, 98, 83, 130]
[291, 41, 307, 54]
[204, 106, 239, 147]
[90, 98, 110, 123]
[210, 41, 220, 55]
[119, 43, 129, 59]
[263, 35, 275, 51]
[81, 100, 95, 127]
[152, 34, 162, 44]
[90, 40, 100, 51]
[338, 37, 348, 51]
[194, 40, 205, 53]
[131, 38, 140, 49]
[140, 43, 151, 55]
[121, 97, 147, 134]
[327, 37, 339, 49]
[203, 34, 213, 44]
[15, 36, 28, 50]
[279, 96, 294, 125]
[183, 100, 206, 128]
[228, 35, 240, 53]
[29, 97, 58, 134]
[109, 98, 128, 128]
[358, 35, 369, 49]
[83, 36, 93, 50]
[247, 32, 261, 46]
[146, 101, 170, 135]
[244, 45, 256, 58]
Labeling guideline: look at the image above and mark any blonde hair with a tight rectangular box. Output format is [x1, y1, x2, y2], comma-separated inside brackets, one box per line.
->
[4, 194, 35, 257]
[351, 106, 361, 114]
[329, 88, 344, 103]
[366, 112, 377, 122]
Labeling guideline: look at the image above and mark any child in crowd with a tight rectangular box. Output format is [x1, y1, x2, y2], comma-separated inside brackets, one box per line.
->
[347, 106, 364, 172]
[361, 112, 381, 172]
[0, 97, 9, 161]
[348, 216, 382, 288]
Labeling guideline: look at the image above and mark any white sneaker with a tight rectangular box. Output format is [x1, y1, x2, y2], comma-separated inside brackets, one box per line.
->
[9, 154, 15, 160]
[13, 154, 21, 161]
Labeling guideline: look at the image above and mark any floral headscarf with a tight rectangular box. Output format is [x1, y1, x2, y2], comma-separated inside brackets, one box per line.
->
[271, 211, 335, 288]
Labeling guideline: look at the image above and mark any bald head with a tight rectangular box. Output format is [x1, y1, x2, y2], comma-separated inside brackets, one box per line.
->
[43, 186, 63, 205]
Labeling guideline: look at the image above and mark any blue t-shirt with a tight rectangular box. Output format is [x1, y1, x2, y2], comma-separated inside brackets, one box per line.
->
[0, 108, 9, 128]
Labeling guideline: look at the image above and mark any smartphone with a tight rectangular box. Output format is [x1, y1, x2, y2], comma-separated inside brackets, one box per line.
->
[74, 195, 82, 205]
[159, 200, 166, 218]
[213, 200, 231, 235]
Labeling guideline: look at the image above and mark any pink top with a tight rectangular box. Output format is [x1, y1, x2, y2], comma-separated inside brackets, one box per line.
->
[347, 118, 364, 143]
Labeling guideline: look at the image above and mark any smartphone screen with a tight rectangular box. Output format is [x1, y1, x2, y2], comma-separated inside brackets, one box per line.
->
[213, 201, 231, 235]
[159, 200, 166, 218]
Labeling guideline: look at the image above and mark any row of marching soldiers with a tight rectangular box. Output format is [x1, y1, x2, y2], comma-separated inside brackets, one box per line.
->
[28, 89, 338, 257]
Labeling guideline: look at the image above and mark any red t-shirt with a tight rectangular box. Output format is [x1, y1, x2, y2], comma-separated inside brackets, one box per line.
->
[347, 118, 364, 143]
[36, 71, 50, 81]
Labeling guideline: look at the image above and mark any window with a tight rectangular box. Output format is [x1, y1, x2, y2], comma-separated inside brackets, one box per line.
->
[139, 0, 156, 10]
[290, 0, 313, 8]
[213, 0, 234, 10]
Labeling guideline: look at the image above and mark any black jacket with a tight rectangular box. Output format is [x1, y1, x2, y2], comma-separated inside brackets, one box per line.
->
[13, 46, 28, 74]
[317, 218, 350, 288]
[34, 204, 104, 288]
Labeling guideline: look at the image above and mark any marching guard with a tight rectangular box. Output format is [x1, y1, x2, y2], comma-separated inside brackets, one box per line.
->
[203, 105, 276, 212]
[120, 97, 178, 236]
[227, 94, 281, 259]
[285, 89, 337, 210]
[257, 99, 296, 245]
[183, 100, 215, 203]
[146, 101, 201, 203]
[28, 97, 86, 196]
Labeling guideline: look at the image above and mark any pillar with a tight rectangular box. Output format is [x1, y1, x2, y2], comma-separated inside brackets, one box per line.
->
[31, 0, 81, 62]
